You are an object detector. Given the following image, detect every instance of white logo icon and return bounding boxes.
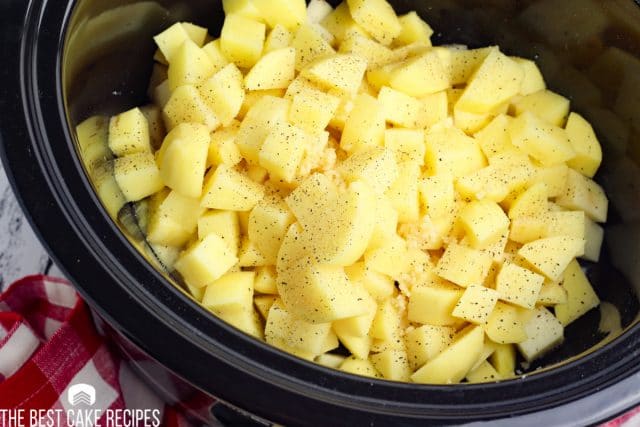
[68,384,96,406]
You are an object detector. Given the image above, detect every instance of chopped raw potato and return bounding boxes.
[90,0,611,385]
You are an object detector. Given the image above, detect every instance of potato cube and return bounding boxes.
[77,115,111,172]
[555,259,600,326]
[201,40,231,74]
[208,124,242,168]
[220,14,266,68]
[408,283,464,326]
[373,51,449,97]
[168,40,216,90]
[199,64,245,127]
[284,173,336,228]
[222,0,264,22]
[346,0,401,45]
[378,86,424,128]
[513,57,546,95]
[385,161,420,223]
[365,234,408,277]
[202,271,254,314]
[345,262,395,301]
[518,236,585,281]
[252,0,307,30]
[201,165,265,211]
[198,210,240,253]
[411,325,484,384]
[339,147,398,194]
[277,256,370,323]
[395,12,433,46]
[459,200,510,249]
[245,46,296,91]
[452,285,500,324]
[337,333,372,360]
[147,191,203,247]
[474,114,514,159]
[435,243,493,288]
[254,294,277,319]
[511,90,570,127]
[175,234,238,288]
[289,88,340,134]
[517,307,564,362]
[565,112,603,178]
[264,24,292,53]
[333,294,376,337]
[238,236,270,267]
[236,96,290,164]
[466,361,501,383]
[456,49,523,113]
[265,301,333,356]
[441,46,494,86]
[508,182,548,219]
[340,93,385,154]
[369,298,403,341]
[163,85,219,131]
[108,108,151,157]
[555,169,608,223]
[370,349,411,382]
[509,112,575,166]
[159,123,210,198]
[424,126,486,178]
[583,218,604,262]
[259,123,311,182]
[509,215,547,244]
[490,343,516,378]
[418,174,453,220]
[385,129,425,165]
[253,266,278,295]
[338,31,396,71]
[339,356,380,378]
[534,164,569,198]
[453,107,493,135]
[292,25,335,71]
[113,153,164,202]
[537,280,568,306]
[485,302,529,344]
[302,54,367,96]
[405,325,455,370]
[546,211,585,240]
[248,197,295,264]
[321,2,362,43]
[154,23,191,61]
[496,263,544,309]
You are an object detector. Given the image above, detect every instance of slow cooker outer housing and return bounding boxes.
[2,0,640,425]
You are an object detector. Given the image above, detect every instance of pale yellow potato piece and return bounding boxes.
[175,233,238,288]
[495,263,544,309]
[113,153,164,202]
[555,169,608,223]
[459,200,510,249]
[236,96,291,164]
[395,11,433,46]
[485,302,530,344]
[517,307,564,362]
[452,285,500,324]
[198,210,240,253]
[340,93,385,154]
[339,147,398,194]
[370,349,411,382]
[199,64,245,127]
[555,259,600,326]
[302,54,368,96]
[108,107,151,157]
[168,40,216,90]
[518,236,585,281]
[408,283,464,326]
[435,243,493,288]
[490,343,516,378]
[248,196,295,264]
[405,325,455,371]
[511,90,570,127]
[201,165,265,211]
[253,0,307,30]
[512,57,546,95]
[509,112,575,166]
[147,190,203,247]
[565,112,603,178]
[339,356,380,378]
[163,85,220,131]
[292,24,335,71]
[346,0,401,46]
[220,14,266,68]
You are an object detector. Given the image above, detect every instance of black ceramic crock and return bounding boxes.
[2,0,640,425]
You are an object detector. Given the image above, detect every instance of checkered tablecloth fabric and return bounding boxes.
[0,275,638,426]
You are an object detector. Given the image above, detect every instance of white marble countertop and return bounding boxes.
[0,162,64,291]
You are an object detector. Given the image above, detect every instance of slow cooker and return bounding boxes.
[2,0,640,425]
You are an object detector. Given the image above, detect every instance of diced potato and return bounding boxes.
[495,262,544,309]
[340,93,385,154]
[253,266,278,295]
[583,218,604,262]
[337,332,372,359]
[168,40,216,90]
[201,40,231,74]
[371,349,411,381]
[508,182,548,219]
[485,302,529,344]
[534,164,569,199]
[203,271,254,314]
[378,86,424,128]
[385,161,421,223]
[238,236,270,267]
[346,0,401,46]
[201,165,265,211]
[408,283,464,326]
[222,0,264,22]
[459,200,510,249]
[339,356,380,378]
[365,234,408,277]
[395,12,433,46]
[405,325,455,370]
[236,96,290,164]
[338,31,395,71]
[474,114,514,159]
[264,25,292,53]
[302,54,368,96]
[435,243,493,288]
[220,14,266,68]
[159,123,210,198]
[77,115,112,173]
[546,211,585,240]
[265,300,333,356]
[252,0,307,30]
[418,173,454,219]
[509,112,575,166]
[537,280,568,306]
[147,191,203,247]
[345,262,395,301]
[163,85,220,131]
[339,147,398,194]
[154,23,192,62]
[254,294,278,319]
[307,0,333,24]
[321,2,363,43]
[565,112,603,178]
[490,343,516,378]
[316,353,346,369]
[385,129,425,165]
[512,57,546,95]
[411,325,484,384]
[259,123,311,182]
[289,88,340,134]
[517,307,564,362]
[456,49,524,113]
[333,294,376,337]
[113,153,164,202]
[370,51,449,97]
[420,91,448,129]
[277,255,370,323]
[199,63,245,127]
[453,107,493,135]
[452,285,500,324]
[555,259,600,326]
[466,361,501,383]
[292,25,335,71]
[248,196,295,264]
[555,169,608,223]
[198,210,240,253]
[108,108,151,157]
[511,90,570,127]
[424,126,486,178]
[369,298,402,341]
[519,236,585,281]
[208,124,242,168]
[175,233,238,288]
[444,47,493,86]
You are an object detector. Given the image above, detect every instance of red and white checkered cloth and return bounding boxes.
[0,275,638,427]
